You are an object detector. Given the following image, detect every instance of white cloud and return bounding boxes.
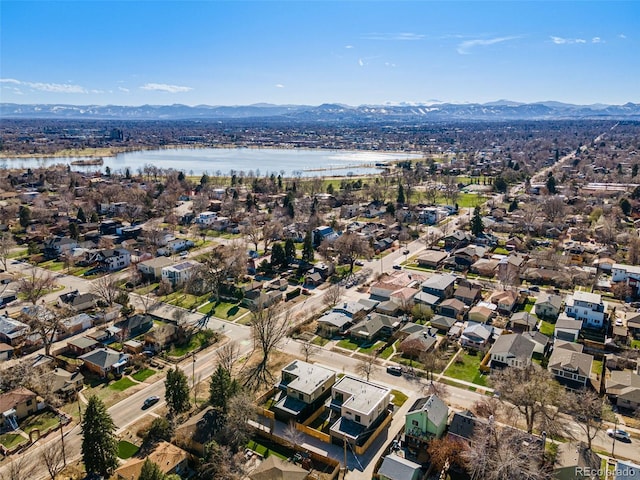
[358,58,364,67]
[0,78,88,93]
[550,36,588,45]
[275,84,284,88]
[361,32,425,41]
[384,62,396,67]
[118,86,130,93]
[619,33,627,39]
[140,83,193,93]
[345,45,354,49]
[457,36,520,54]
[592,37,602,43]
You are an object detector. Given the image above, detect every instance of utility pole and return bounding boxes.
[192,353,197,406]
[611,417,618,458]
[59,415,66,467]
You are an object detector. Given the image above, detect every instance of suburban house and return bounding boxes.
[454,285,482,306]
[67,336,100,356]
[43,236,78,259]
[460,322,493,350]
[430,315,457,333]
[115,314,154,339]
[554,442,602,480]
[611,263,640,295]
[0,315,29,346]
[404,395,449,450]
[58,291,98,312]
[417,250,449,269]
[95,248,131,271]
[144,323,178,351]
[115,441,190,480]
[489,289,519,314]
[313,225,339,247]
[194,211,218,226]
[137,256,175,281]
[43,368,84,397]
[626,312,640,339]
[329,376,391,447]
[606,369,640,411]
[508,311,537,333]
[444,230,471,249]
[158,238,194,256]
[249,456,310,480]
[421,274,456,299]
[79,348,129,377]
[564,291,606,329]
[0,343,13,361]
[273,360,336,422]
[398,329,438,359]
[243,289,282,309]
[554,316,583,342]
[161,260,201,287]
[448,410,486,445]
[60,313,94,336]
[370,271,422,300]
[316,302,367,336]
[438,298,466,319]
[534,293,563,319]
[348,313,400,342]
[467,304,495,324]
[521,330,551,355]
[470,258,499,277]
[378,454,423,480]
[489,333,535,369]
[0,387,38,429]
[548,342,594,390]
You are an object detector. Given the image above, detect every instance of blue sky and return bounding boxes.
[1,1,638,106]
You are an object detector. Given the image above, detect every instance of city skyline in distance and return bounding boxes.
[1,1,638,106]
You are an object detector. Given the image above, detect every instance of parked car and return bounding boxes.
[386,365,403,376]
[393,264,402,270]
[142,396,160,409]
[355,260,364,266]
[606,428,630,441]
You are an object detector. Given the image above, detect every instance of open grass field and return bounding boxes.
[444,351,488,386]
[117,440,140,459]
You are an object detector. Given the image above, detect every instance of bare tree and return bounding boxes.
[262,219,283,255]
[333,232,374,275]
[216,341,240,374]
[18,267,55,305]
[20,306,62,356]
[245,302,289,388]
[323,284,344,309]
[427,436,467,474]
[242,219,263,253]
[0,452,35,480]
[356,354,376,382]
[463,423,552,480]
[41,439,65,480]
[564,389,614,450]
[223,392,256,450]
[283,420,305,451]
[543,196,565,223]
[299,341,319,362]
[92,275,121,307]
[136,287,159,314]
[0,232,16,271]
[201,243,248,302]
[491,364,566,434]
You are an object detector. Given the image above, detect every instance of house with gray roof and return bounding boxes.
[273,360,336,422]
[555,315,583,342]
[448,410,486,444]
[421,274,457,299]
[606,369,640,411]
[508,311,538,333]
[79,348,129,377]
[489,333,535,369]
[548,342,594,390]
[404,395,449,450]
[534,293,563,319]
[0,316,29,346]
[348,313,400,342]
[378,454,423,480]
[460,322,493,350]
[430,315,457,332]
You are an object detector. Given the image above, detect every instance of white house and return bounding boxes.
[158,238,194,256]
[98,248,131,271]
[489,333,535,369]
[612,263,640,295]
[161,261,201,287]
[194,211,218,226]
[564,291,606,328]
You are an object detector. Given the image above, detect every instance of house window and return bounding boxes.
[355,415,361,423]
[298,393,303,401]
[412,420,419,427]
[26,399,32,406]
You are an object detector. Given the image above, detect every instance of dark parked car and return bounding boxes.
[142,396,160,409]
[387,365,403,376]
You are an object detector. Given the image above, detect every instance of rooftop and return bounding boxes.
[281,360,335,397]
[332,375,390,415]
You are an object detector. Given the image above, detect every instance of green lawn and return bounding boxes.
[311,336,330,346]
[493,247,510,255]
[134,283,158,295]
[21,411,60,434]
[336,338,360,351]
[379,342,396,360]
[632,339,640,349]
[163,291,209,309]
[132,368,156,382]
[109,377,137,391]
[444,351,488,386]
[118,440,140,459]
[198,301,248,321]
[246,439,288,460]
[592,359,603,375]
[390,389,408,407]
[540,321,555,337]
[359,341,384,354]
[167,330,213,357]
[0,432,28,449]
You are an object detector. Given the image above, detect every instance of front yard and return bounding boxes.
[198,300,248,321]
[20,411,60,434]
[444,350,489,387]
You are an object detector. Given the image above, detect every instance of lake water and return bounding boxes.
[0,148,423,177]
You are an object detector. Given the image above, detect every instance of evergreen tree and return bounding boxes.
[91,212,99,223]
[546,173,557,194]
[284,238,296,262]
[470,206,484,236]
[125,167,131,179]
[104,166,111,177]
[165,367,190,415]
[209,364,239,412]
[493,176,508,193]
[620,197,632,216]
[77,206,87,223]
[138,459,165,480]
[178,171,185,182]
[18,206,30,228]
[270,242,287,269]
[633,164,639,177]
[69,222,80,240]
[81,396,118,477]
[508,199,518,212]
[302,231,314,263]
[200,173,209,185]
[397,183,406,204]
